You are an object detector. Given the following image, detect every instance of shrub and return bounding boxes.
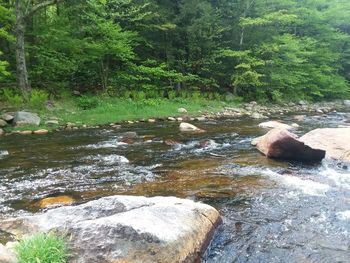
[167,89,177,100]
[1,88,23,107]
[29,89,49,110]
[271,90,283,103]
[77,95,99,110]
[15,233,67,263]
[130,90,146,101]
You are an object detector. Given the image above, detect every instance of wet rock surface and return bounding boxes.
[256,128,325,161]
[0,195,221,263]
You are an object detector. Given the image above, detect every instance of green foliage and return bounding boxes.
[1,88,23,107]
[15,233,67,263]
[77,96,99,110]
[0,0,349,101]
[29,89,49,110]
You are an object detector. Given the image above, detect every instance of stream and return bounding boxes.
[0,111,350,262]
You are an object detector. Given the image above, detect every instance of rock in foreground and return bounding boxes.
[300,128,350,162]
[0,195,221,263]
[256,128,325,161]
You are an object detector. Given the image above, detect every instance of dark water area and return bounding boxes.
[0,112,350,262]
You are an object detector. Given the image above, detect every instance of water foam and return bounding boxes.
[337,211,350,220]
[0,150,9,158]
[319,162,350,189]
[260,169,330,196]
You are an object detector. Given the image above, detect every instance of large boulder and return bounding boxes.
[0,195,221,263]
[256,128,325,161]
[300,128,350,162]
[13,111,40,126]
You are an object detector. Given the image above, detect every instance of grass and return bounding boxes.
[1,96,240,132]
[51,97,232,125]
[15,233,67,263]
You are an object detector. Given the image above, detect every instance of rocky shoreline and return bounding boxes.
[0,100,349,136]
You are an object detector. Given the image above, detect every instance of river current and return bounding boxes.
[0,112,349,262]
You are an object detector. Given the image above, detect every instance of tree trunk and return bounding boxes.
[15,0,31,101]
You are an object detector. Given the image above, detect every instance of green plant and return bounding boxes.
[130,90,146,101]
[77,96,99,110]
[29,89,49,110]
[1,88,24,107]
[191,90,201,101]
[271,90,283,103]
[167,89,177,100]
[15,233,67,263]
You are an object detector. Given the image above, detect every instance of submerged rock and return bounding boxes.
[13,111,41,126]
[164,139,181,146]
[300,128,350,162]
[179,122,205,133]
[37,195,75,209]
[293,115,306,122]
[0,195,221,263]
[256,128,325,161]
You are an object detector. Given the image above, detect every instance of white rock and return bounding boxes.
[177,108,188,114]
[258,121,294,130]
[0,196,220,263]
[179,122,204,132]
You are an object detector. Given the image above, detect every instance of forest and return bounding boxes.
[0,0,350,105]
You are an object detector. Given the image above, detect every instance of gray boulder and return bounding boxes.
[13,112,40,126]
[0,195,221,263]
[344,100,350,107]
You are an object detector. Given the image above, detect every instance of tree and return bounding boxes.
[14,0,64,100]
[0,2,13,82]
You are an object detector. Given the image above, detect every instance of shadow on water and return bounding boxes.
[0,111,350,262]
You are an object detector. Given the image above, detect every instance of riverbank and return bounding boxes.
[0,98,348,136]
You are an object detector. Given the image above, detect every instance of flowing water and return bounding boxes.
[0,112,350,262]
